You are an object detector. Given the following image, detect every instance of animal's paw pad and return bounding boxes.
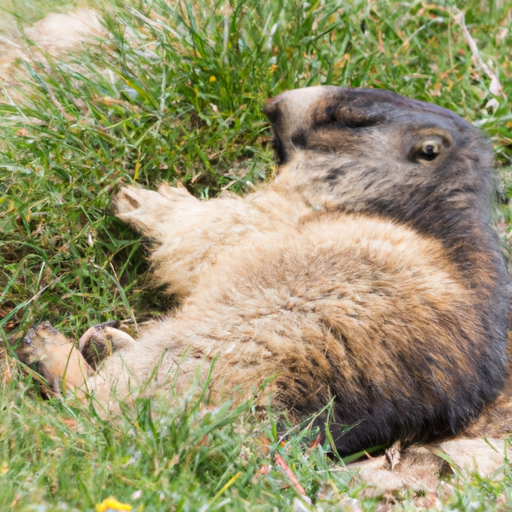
[79,321,136,369]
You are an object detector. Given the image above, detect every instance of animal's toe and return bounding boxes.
[114,185,174,236]
[114,185,146,215]
[157,181,176,198]
[157,182,195,201]
[79,321,136,369]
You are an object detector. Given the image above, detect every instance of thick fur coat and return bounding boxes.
[25,87,512,456]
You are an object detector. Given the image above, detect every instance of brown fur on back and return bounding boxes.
[88,87,510,456]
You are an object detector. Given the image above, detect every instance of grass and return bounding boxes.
[3,377,352,511]
[2,0,512,509]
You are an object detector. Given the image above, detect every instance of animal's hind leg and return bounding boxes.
[15,321,136,397]
[79,321,136,369]
[15,322,93,397]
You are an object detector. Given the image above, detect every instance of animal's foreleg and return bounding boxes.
[114,183,286,298]
[114,183,199,241]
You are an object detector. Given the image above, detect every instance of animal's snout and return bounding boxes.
[264,86,332,128]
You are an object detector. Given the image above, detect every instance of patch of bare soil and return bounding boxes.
[348,438,507,502]
[342,354,512,502]
[0,8,103,86]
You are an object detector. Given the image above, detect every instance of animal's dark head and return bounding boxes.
[264,86,494,227]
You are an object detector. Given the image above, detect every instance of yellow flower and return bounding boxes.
[95,497,133,512]
[209,75,217,82]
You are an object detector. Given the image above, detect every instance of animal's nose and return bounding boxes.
[263,86,341,164]
[264,86,333,127]
[263,95,283,124]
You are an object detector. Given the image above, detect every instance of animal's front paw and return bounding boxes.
[114,183,197,237]
[79,320,136,369]
[16,322,92,396]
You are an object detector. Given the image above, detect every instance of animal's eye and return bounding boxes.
[419,141,440,161]
[409,136,448,163]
